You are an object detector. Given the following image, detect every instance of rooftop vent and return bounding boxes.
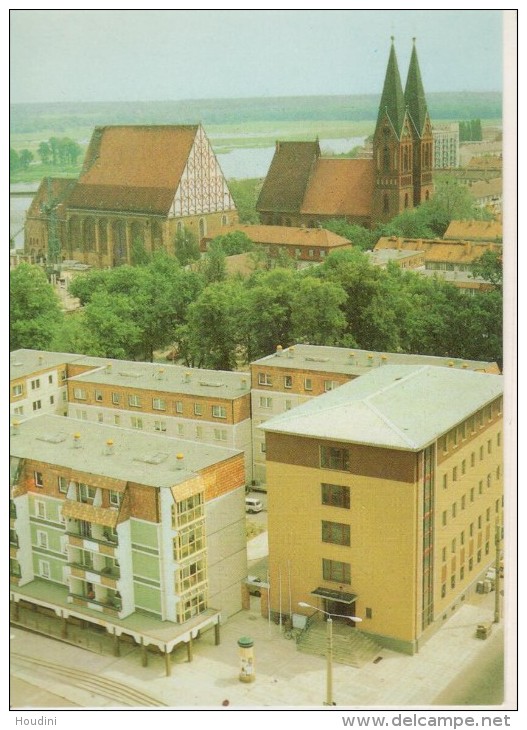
[176,453,185,470]
[73,433,82,448]
[184,372,192,383]
[287,347,295,358]
[276,345,283,357]
[106,362,112,373]
[104,439,114,456]
[118,370,142,378]
[199,381,223,388]
[134,452,169,465]
[305,357,329,363]
[11,361,23,368]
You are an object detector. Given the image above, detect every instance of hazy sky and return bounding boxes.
[10,9,505,104]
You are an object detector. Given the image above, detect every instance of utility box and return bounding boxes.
[476,623,493,640]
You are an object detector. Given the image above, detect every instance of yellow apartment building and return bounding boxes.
[261,364,504,654]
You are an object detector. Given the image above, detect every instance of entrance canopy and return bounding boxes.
[311,587,358,604]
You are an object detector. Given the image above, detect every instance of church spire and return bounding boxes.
[404,38,429,137]
[376,37,406,139]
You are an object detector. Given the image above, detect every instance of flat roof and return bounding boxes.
[10,350,83,380]
[251,344,499,375]
[261,364,503,451]
[10,414,241,488]
[68,359,250,399]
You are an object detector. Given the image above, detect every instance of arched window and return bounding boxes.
[383,147,390,172]
[113,221,127,265]
[383,194,389,214]
[98,220,108,254]
[84,219,96,252]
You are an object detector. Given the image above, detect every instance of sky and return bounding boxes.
[9,9,507,105]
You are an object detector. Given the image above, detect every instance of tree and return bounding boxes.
[82,291,143,359]
[131,237,151,266]
[174,228,201,266]
[376,207,436,240]
[290,276,347,345]
[321,219,378,251]
[38,141,51,165]
[200,242,227,284]
[19,149,34,169]
[471,250,503,289]
[10,264,63,350]
[418,177,478,236]
[209,230,254,255]
[228,178,261,224]
[10,148,20,172]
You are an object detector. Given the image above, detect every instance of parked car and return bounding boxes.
[245,497,263,514]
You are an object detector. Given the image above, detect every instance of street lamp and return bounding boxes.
[299,601,362,706]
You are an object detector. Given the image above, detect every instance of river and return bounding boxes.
[10,136,366,248]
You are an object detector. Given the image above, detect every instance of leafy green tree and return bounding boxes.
[131,237,151,266]
[200,242,227,284]
[10,263,63,351]
[376,207,436,239]
[417,178,479,236]
[321,219,378,250]
[291,277,347,345]
[82,291,143,359]
[174,228,201,266]
[38,141,51,165]
[471,250,503,288]
[210,230,254,255]
[228,178,261,224]
[10,148,20,172]
[19,149,34,169]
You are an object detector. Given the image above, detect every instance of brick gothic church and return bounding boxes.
[257,39,434,229]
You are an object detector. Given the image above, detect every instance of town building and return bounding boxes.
[10,349,80,419]
[66,358,253,483]
[250,344,499,485]
[432,124,460,169]
[443,220,502,242]
[202,224,352,264]
[466,178,503,216]
[256,39,434,229]
[261,364,504,653]
[24,124,238,267]
[10,414,246,666]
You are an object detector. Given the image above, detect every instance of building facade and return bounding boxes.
[433,124,460,169]
[257,39,434,229]
[250,345,500,486]
[10,415,247,658]
[261,365,504,653]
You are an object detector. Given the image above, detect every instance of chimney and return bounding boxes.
[73,433,82,448]
[104,439,114,456]
[276,345,283,357]
[176,453,185,469]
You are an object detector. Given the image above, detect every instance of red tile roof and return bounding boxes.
[206,225,351,248]
[256,141,320,214]
[301,159,374,218]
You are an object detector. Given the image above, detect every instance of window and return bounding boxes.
[320,446,349,471]
[461,460,466,475]
[285,400,292,411]
[259,396,272,409]
[60,370,66,383]
[94,390,103,402]
[31,378,41,390]
[175,400,183,414]
[487,474,492,489]
[76,409,87,420]
[451,538,456,554]
[322,521,350,546]
[36,501,46,519]
[32,400,42,411]
[479,445,484,461]
[176,558,207,593]
[214,429,227,442]
[442,547,447,562]
[177,424,184,436]
[452,466,457,482]
[153,397,166,411]
[471,452,475,467]
[260,442,266,453]
[479,480,483,495]
[321,483,350,509]
[34,471,44,488]
[496,465,501,480]
[442,474,448,490]
[212,405,227,419]
[452,503,457,518]
[193,403,203,416]
[469,522,474,537]
[49,395,54,405]
[478,515,482,529]
[109,491,121,508]
[461,495,466,510]
[130,417,143,429]
[195,426,203,439]
[497,432,501,447]
[39,560,50,578]
[284,375,293,389]
[73,387,86,400]
[114,414,121,426]
[173,523,206,561]
[112,392,121,405]
[154,420,166,432]
[304,378,313,391]
[98,413,104,423]
[441,584,446,598]
[258,373,272,386]
[58,476,68,493]
[324,380,339,392]
[322,558,351,584]
[79,483,96,504]
[37,530,48,548]
[451,575,456,589]
[128,394,142,408]
[13,406,24,415]
[469,557,473,571]
[12,384,23,396]
[477,549,482,563]
[442,511,447,526]
[440,436,448,454]
[173,493,204,527]
[486,507,491,522]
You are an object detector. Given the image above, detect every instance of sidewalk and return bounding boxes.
[10,585,508,710]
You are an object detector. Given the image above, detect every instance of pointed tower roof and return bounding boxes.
[404,38,429,137]
[376,37,406,139]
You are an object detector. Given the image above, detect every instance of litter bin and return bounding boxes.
[238,636,255,683]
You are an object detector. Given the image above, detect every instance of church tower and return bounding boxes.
[404,38,434,206]
[372,38,415,224]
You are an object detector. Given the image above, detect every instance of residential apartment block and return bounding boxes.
[66,359,253,483]
[432,124,460,169]
[261,365,504,653]
[250,345,500,485]
[10,414,246,662]
[9,349,78,419]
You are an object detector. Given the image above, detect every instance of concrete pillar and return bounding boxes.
[165,648,172,677]
[214,622,221,646]
[113,631,120,657]
[140,637,148,667]
[186,637,193,663]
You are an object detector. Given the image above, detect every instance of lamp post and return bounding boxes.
[299,601,362,706]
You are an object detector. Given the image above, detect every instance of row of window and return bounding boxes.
[440,399,502,454]
[12,372,66,398]
[83,410,230,442]
[441,494,502,529]
[257,372,340,393]
[443,438,501,489]
[34,472,122,507]
[440,546,489,597]
[73,388,229,419]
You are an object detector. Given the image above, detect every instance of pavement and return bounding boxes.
[9,532,515,712]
